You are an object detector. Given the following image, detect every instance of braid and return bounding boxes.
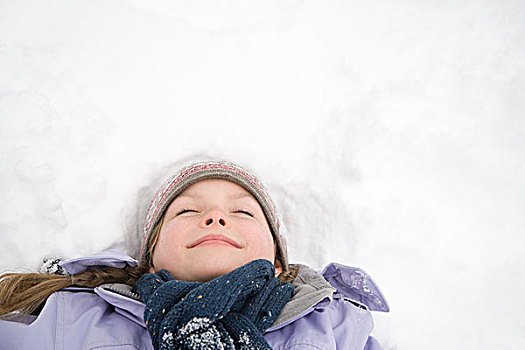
[0,265,149,317]
[72,265,149,288]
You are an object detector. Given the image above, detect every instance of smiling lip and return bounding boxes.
[187,234,242,249]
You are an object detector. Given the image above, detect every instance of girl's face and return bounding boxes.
[150,179,281,282]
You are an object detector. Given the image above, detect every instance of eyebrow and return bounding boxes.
[231,192,256,200]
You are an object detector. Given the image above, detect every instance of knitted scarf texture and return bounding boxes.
[134,259,294,350]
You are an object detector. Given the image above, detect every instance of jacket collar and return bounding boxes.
[60,251,388,329]
[268,263,390,331]
[95,265,336,331]
[269,264,336,330]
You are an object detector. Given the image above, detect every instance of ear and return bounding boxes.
[274,258,283,277]
[274,267,283,277]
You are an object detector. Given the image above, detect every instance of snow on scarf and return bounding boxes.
[134,259,294,350]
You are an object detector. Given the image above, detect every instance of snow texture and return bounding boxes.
[1,1,525,349]
[38,257,68,276]
[176,317,230,350]
[237,331,252,350]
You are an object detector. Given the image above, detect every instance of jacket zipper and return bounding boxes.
[101,284,142,301]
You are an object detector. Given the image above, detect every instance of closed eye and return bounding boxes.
[235,210,254,217]
[176,208,197,215]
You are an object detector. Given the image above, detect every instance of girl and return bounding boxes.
[0,160,389,349]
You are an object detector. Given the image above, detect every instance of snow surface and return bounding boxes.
[1,0,524,349]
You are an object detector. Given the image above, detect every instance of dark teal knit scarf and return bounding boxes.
[134,259,294,350]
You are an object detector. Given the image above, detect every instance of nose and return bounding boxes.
[200,209,230,229]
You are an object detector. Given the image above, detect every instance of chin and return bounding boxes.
[190,254,252,282]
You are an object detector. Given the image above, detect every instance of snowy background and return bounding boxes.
[1,0,524,348]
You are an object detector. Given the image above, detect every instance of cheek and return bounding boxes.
[152,223,187,265]
[158,220,191,245]
[248,226,276,259]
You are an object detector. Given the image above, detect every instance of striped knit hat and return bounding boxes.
[140,160,288,270]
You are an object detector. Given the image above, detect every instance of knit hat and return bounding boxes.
[140,160,288,270]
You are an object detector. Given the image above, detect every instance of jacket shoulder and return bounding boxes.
[0,288,152,350]
[266,263,388,349]
[265,296,376,350]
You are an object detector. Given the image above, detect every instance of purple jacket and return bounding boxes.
[0,250,389,349]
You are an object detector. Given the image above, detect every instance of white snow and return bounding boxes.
[1,1,524,349]
[177,317,228,349]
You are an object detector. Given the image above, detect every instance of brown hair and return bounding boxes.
[0,265,149,317]
[0,220,298,317]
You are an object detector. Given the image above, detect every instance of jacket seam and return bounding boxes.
[89,343,140,349]
[284,341,327,349]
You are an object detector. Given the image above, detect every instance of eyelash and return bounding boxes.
[176,208,196,215]
[175,209,253,217]
[236,210,254,217]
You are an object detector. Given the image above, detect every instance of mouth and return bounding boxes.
[187,234,242,249]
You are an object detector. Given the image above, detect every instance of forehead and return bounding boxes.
[177,179,256,201]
